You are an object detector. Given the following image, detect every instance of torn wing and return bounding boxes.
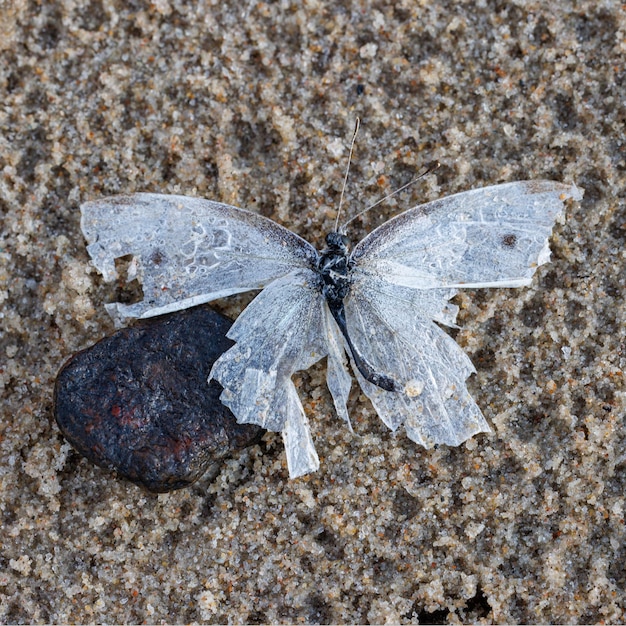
[208,269,343,478]
[351,181,583,290]
[344,275,490,448]
[343,180,582,448]
[80,193,318,325]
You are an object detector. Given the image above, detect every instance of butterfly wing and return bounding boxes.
[209,269,334,478]
[351,181,583,289]
[82,193,353,477]
[343,181,582,448]
[81,193,318,325]
[343,276,489,447]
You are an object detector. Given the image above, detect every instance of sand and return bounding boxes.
[1,0,624,622]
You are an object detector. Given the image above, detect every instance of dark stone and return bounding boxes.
[54,306,264,492]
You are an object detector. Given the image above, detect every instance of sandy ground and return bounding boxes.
[1,0,625,623]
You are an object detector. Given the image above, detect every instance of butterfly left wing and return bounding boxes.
[209,269,341,478]
[209,269,354,478]
[82,193,355,478]
[81,193,318,325]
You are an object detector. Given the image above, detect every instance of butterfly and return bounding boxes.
[81,179,583,478]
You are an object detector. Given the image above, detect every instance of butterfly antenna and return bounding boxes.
[342,160,441,231]
[334,117,361,233]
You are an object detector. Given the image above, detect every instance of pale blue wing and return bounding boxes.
[209,269,330,478]
[81,193,318,325]
[344,276,490,447]
[351,181,583,289]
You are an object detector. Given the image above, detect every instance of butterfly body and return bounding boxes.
[317,232,397,393]
[81,180,583,478]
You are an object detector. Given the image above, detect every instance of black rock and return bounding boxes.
[54,305,264,492]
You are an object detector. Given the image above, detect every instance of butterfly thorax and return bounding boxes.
[317,232,353,303]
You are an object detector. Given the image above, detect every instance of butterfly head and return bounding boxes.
[325,232,351,254]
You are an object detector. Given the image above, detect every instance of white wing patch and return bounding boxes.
[81,193,317,325]
[322,304,354,428]
[352,181,583,289]
[344,279,489,447]
[208,269,328,478]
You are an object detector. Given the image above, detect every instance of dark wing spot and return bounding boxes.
[501,234,517,248]
[149,249,165,266]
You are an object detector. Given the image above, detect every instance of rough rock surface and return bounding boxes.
[55,305,264,493]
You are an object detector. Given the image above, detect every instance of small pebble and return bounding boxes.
[54,306,264,492]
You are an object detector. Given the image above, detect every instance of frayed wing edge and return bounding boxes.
[281,388,320,478]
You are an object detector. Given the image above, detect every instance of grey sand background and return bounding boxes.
[0,0,625,622]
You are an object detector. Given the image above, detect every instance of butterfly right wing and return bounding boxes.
[343,274,489,448]
[351,181,583,290]
[81,193,318,325]
[342,180,582,449]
